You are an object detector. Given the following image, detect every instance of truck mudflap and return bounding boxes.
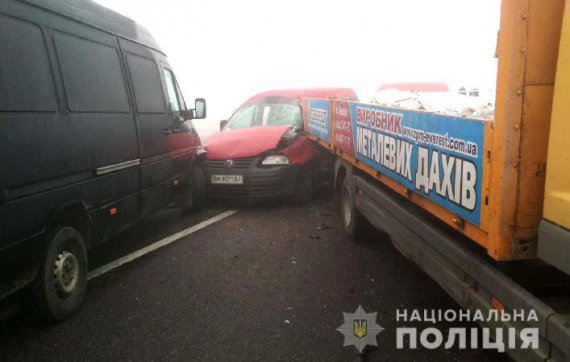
[354,174,570,361]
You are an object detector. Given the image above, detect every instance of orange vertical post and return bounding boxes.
[488,0,564,260]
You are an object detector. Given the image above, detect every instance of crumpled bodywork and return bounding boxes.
[203,124,314,166]
[281,135,313,165]
[203,125,292,160]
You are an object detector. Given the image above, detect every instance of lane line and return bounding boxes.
[88,210,237,280]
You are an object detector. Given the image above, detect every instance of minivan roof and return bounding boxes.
[245,88,359,104]
[20,0,162,52]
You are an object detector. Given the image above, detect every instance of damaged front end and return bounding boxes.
[205,126,315,199]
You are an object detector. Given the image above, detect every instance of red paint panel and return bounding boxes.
[203,125,291,159]
[333,101,355,157]
[282,137,313,165]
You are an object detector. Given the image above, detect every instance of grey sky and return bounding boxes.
[94,0,500,137]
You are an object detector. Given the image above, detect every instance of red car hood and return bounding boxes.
[204,125,291,159]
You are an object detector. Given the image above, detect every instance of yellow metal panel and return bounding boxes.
[488,0,530,260]
[479,122,495,233]
[516,86,553,229]
[488,0,563,260]
[544,1,570,229]
[525,0,564,85]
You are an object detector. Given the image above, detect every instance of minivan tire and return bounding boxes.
[189,165,207,211]
[26,226,88,322]
[294,168,314,204]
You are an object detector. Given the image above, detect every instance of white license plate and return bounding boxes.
[210,174,244,185]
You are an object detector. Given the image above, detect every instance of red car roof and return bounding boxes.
[245,88,359,104]
[378,82,450,92]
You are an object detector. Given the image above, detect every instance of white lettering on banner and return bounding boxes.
[410,147,478,210]
[308,107,329,136]
[356,126,413,181]
[401,126,479,158]
[441,154,456,202]
[356,107,403,135]
[429,150,441,195]
[416,146,430,192]
[462,161,477,210]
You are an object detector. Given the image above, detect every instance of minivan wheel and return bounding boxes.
[27,226,88,322]
[188,165,207,211]
[293,168,314,204]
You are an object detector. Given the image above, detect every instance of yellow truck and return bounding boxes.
[304,0,570,360]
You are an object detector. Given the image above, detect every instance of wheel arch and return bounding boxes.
[47,201,92,248]
[334,159,354,199]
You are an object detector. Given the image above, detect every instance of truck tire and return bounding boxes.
[27,226,88,322]
[341,176,366,240]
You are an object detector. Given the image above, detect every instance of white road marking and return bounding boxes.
[88,210,237,280]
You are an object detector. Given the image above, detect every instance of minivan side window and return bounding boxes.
[0,15,57,112]
[54,32,129,113]
[162,69,180,112]
[127,54,165,113]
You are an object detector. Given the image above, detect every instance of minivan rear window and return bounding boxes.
[127,54,165,114]
[0,15,57,112]
[54,32,129,113]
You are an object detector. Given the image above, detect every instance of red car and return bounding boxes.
[203,88,358,201]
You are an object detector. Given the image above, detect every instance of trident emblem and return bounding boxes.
[353,319,367,339]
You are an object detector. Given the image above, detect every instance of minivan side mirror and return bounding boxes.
[180,98,206,120]
[194,98,206,119]
[220,119,228,131]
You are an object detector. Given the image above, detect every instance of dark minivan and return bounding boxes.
[0,0,207,321]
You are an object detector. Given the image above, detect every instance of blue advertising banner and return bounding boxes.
[306,99,332,142]
[348,103,485,226]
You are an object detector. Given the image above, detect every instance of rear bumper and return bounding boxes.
[206,157,300,198]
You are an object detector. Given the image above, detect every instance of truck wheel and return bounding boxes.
[27,226,88,322]
[188,165,207,211]
[341,176,365,240]
[294,168,314,204]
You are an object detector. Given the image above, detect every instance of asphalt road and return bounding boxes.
[0,193,504,361]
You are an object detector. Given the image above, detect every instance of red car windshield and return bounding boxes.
[224,100,302,131]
